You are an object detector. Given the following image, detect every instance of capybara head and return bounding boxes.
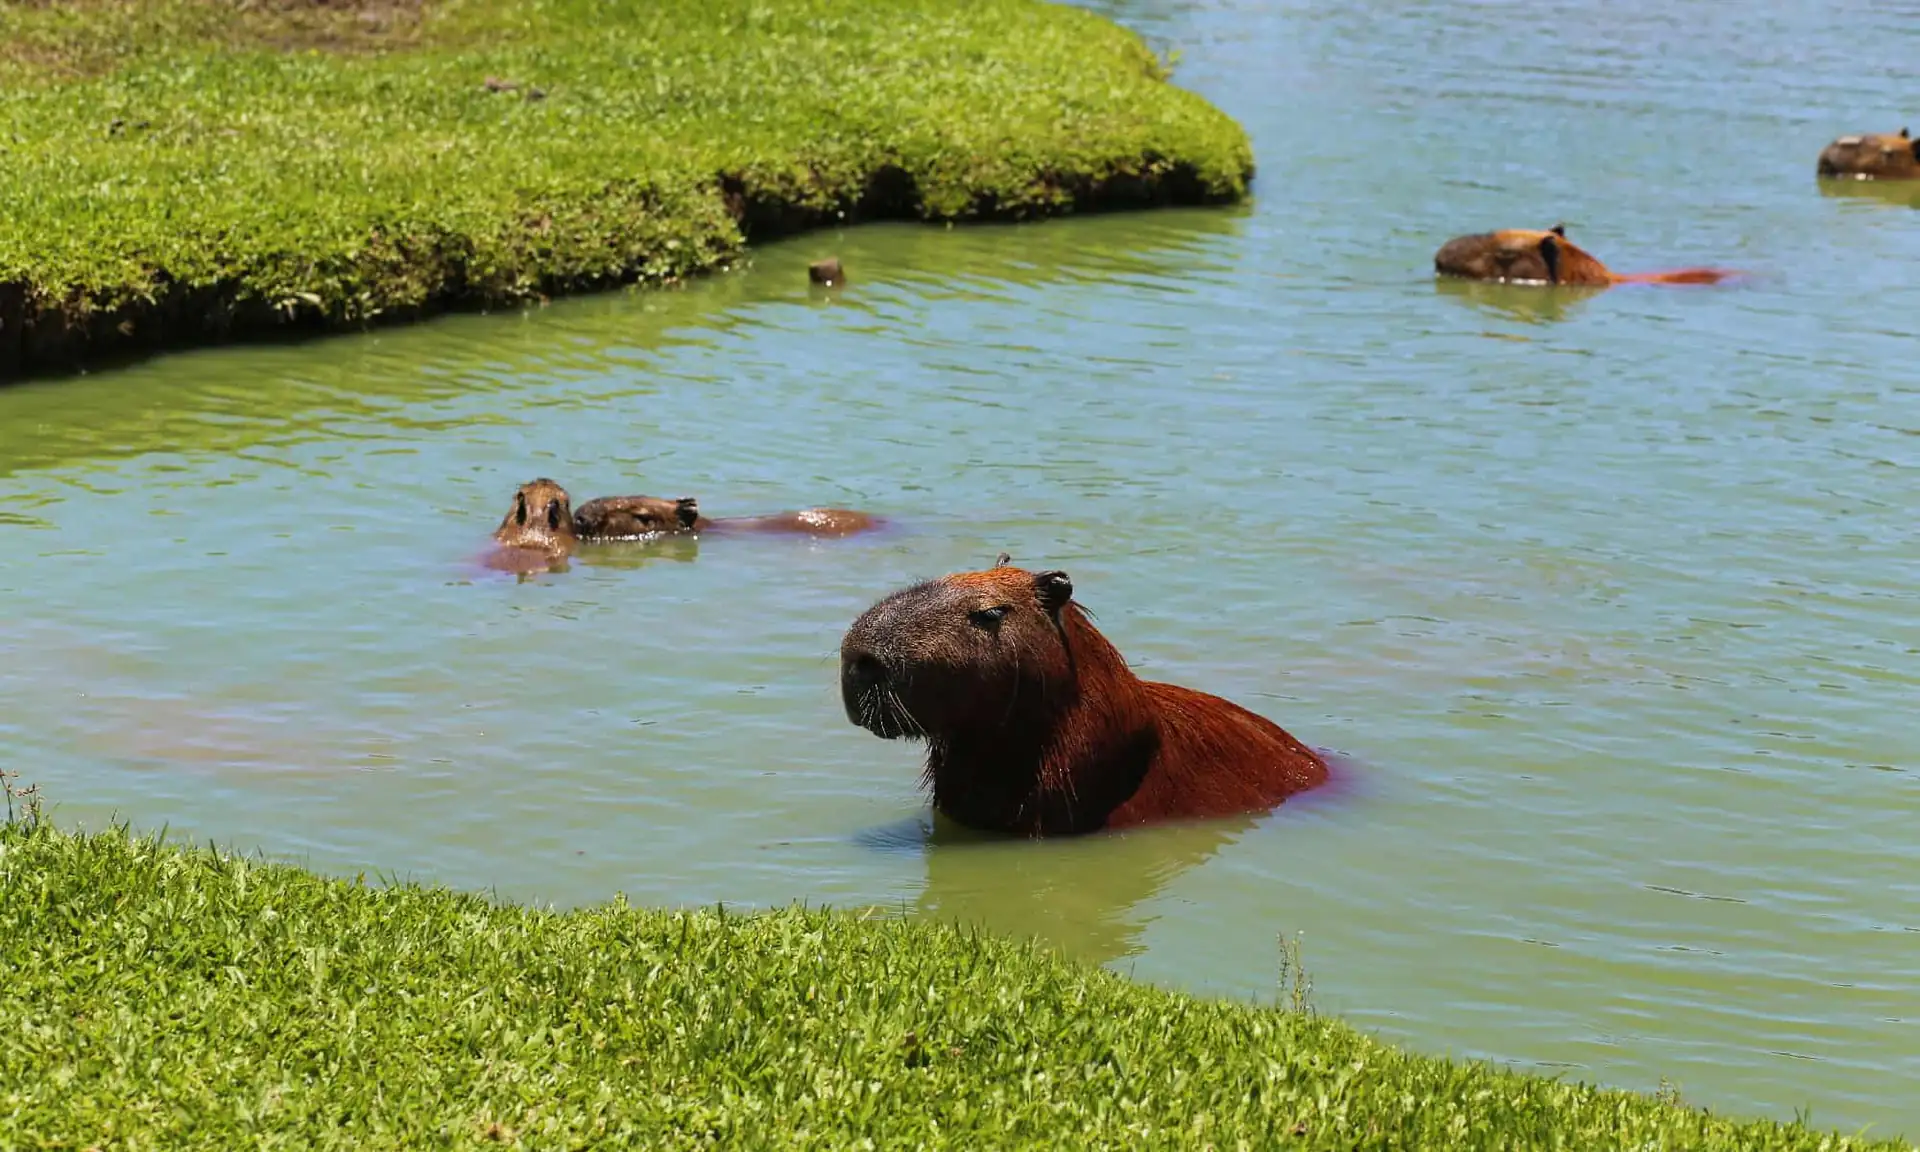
[1433,225,1613,286]
[494,478,577,552]
[841,561,1078,743]
[572,494,702,539]
[1817,128,1919,180]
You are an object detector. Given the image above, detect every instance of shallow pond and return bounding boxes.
[4,0,1918,1136]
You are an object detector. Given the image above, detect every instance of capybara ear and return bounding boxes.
[1902,126,1911,139]
[546,499,562,530]
[1034,570,1073,615]
[674,497,699,528]
[1550,223,1567,237]
[515,492,529,527]
[994,552,1012,569]
[1537,233,1563,284]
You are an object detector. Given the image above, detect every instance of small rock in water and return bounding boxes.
[808,257,845,287]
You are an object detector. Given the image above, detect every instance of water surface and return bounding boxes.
[4,0,1919,1136]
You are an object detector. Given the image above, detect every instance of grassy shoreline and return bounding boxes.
[0,0,1252,380]
[0,821,1907,1150]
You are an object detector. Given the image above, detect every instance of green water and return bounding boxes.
[5,0,1919,1135]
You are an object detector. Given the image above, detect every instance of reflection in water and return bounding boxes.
[478,545,572,580]
[571,535,704,571]
[3,621,373,777]
[911,812,1259,967]
[475,535,706,581]
[1815,178,1920,211]
[0,211,1245,481]
[1432,277,1605,325]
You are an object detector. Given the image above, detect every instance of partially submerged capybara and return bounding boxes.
[491,478,880,554]
[492,477,578,555]
[1817,128,1920,180]
[1433,225,1733,287]
[839,560,1329,837]
[571,493,880,540]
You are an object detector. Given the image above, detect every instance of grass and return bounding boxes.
[1,820,1908,1150]
[0,0,1254,378]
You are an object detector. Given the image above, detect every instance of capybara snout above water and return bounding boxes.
[493,477,579,554]
[1433,224,1734,287]
[1817,128,1920,180]
[840,562,1328,837]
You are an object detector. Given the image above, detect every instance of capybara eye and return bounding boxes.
[546,502,562,530]
[515,494,529,526]
[968,606,1008,630]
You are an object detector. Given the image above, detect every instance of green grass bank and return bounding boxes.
[0,0,1253,380]
[1,822,1907,1150]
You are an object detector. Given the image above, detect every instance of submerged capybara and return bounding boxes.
[838,561,1329,837]
[1433,225,1734,287]
[491,479,880,553]
[1817,128,1920,180]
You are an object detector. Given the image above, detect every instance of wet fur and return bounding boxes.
[1433,225,1733,287]
[840,564,1327,837]
[1817,128,1920,180]
[492,477,578,554]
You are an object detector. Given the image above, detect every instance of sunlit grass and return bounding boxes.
[1,822,1906,1149]
[0,0,1252,374]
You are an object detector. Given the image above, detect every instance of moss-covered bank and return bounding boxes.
[0,0,1253,380]
[0,822,1907,1150]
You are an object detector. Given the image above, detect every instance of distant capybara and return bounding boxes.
[571,493,881,539]
[808,257,845,286]
[1433,225,1734,287]
[491,479,881,552]
[1817,128,1920,180]
[839,561,1329,837]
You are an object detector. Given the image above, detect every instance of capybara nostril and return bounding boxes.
[843,651,885,691]
[840,650,889,725]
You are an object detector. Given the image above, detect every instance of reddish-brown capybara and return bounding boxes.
[1817,128,1920,180]
[838,560,1329,837]
[1433,225,1734,287]
[490,479,881,553]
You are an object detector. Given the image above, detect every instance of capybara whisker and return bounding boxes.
[838,563,1328,837]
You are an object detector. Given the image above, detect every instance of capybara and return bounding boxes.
[1817,128,1920,180]
[492,477,578,555]
[491,479,881,552]
[809,257,845,286]
[839,561,1329,837]
[1433,225,1733,287]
